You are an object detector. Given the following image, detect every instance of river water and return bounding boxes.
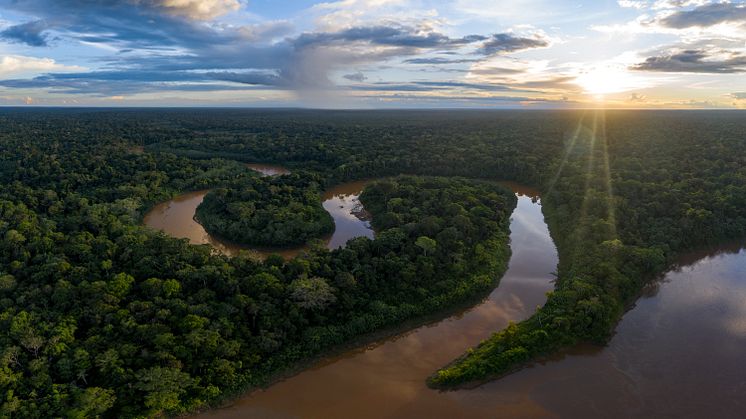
[149,172,746,418]
[492,242,746,419]
[197,184,746,418]
[142,168,373,258]
[197,184,560,418]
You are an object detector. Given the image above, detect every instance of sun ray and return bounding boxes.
[578,111,599,222]
[546,111,587,195]
[597,109,617,238]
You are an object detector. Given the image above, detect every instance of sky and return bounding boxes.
[0,0,745,108]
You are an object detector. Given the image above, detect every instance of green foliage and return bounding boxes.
[2,109,745,414]
[195,171,333,246]
[0,109,516,419]
[430,111,746,388]
[415,236,437,256]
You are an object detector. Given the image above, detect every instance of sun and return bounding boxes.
[575,65,650,96]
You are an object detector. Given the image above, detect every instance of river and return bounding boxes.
[197,184,560,418]
[142,166,374,258]
[197,183,746,418]
[485,241,746,418]
[150,173,746,418]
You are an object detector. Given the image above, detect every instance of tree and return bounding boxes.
[289,277,336,310]
[415,236,437,256]
[135,367,193,415]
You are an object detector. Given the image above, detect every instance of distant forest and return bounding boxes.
[1,109,745,417]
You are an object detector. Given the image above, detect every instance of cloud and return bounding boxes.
[277,25,492,92]
[310,0,432,31]
[351,80,523,92]
[0,0,559,105]
[1,0,242,23]
[343,72,367,82]
[0,0,243,50]
[618,0,711,10]
[403,57,481,64]
[137,0,241,20]
[354,92,574,108]
[617,0,647,8]
[731,92,746,99]
[478,33,550,55]
[659,3,746,29]
[515,76,578,90]
[238,20,295,42]
[293,25,485,49]
[0,70,280,95]
[0,20,50,46]
[632,49,746,73]
[0,55,85,78]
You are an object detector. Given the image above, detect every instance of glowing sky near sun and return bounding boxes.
[0,0,745,108]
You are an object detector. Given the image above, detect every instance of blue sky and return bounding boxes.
[0,0,745,108]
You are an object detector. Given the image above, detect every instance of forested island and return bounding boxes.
[1,109,746,417]
[195,172,334,247]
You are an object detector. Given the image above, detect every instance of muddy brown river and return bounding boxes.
[195,183,746,419]
[197,184,560,418]
[142,166,373,258]
[147,172,746,418]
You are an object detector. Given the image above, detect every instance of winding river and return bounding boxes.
[146,169,746,418]
[142,166,373,258]
[197,183,560,418]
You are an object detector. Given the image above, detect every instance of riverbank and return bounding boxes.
[195,185,552,418]
[143,180,374,259]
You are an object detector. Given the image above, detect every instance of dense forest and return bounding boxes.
[1,109,745,416]
[0,109,516,419]
[429,110,746,387]
[195,172,333,247]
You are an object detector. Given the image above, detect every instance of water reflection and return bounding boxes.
[321,180,374,250]
[482,242,746,419]
[142,180,374,259]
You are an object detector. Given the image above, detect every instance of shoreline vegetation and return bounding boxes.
[2,109,746,417]
[188,175,518,414]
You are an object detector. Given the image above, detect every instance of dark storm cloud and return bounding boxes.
[0,70,282,95]
[632,49,746,73]
[47,70,279,85]
[478,33,550,55]
[0,20,50,46]
[0,0,238,49]
[0,0,554,98]
[292,25,486,49]
[659,3,746,29]
[343,72,367,82]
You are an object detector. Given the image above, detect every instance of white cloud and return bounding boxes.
[618,0,647,9]
[618,0,711,10]
[652,0,711,10]
[453,0,582,21]
[311,0,441,31]
[0,55,85,78]
[137,0,241,20]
